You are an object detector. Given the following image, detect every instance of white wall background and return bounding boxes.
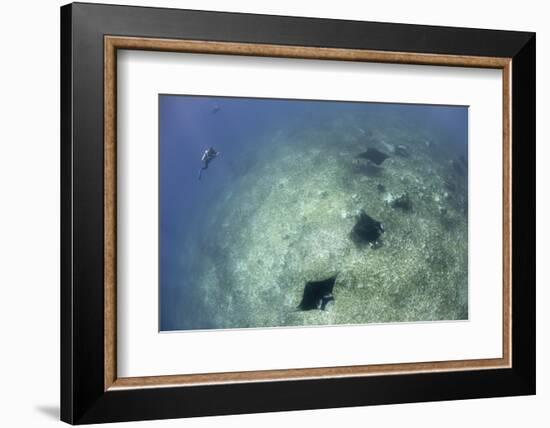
[0,0,545,426]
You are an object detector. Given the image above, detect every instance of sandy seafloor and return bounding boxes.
[159,99,468,331]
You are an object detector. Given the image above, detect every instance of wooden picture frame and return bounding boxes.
[61,2,535,424]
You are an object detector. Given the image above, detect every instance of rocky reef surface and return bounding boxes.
[182,112,468,330]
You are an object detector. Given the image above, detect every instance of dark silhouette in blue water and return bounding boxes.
[358,147,389,165]
[298,275,338,311]
[211,104,221,114]
[198,147,219,180]
[350,210,385,248]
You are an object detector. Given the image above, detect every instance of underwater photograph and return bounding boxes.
[159,94,469,332]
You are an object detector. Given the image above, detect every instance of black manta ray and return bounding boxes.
[357,148,389,165]
[350,210,384,247]
[297,275,338,311]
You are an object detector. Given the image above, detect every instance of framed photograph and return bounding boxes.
[60,2,535,424]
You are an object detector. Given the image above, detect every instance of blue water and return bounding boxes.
[159,95,468,331]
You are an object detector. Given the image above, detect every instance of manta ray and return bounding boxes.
[357,147,389,165]
[297,275,338,311]
[350,210,384,247]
